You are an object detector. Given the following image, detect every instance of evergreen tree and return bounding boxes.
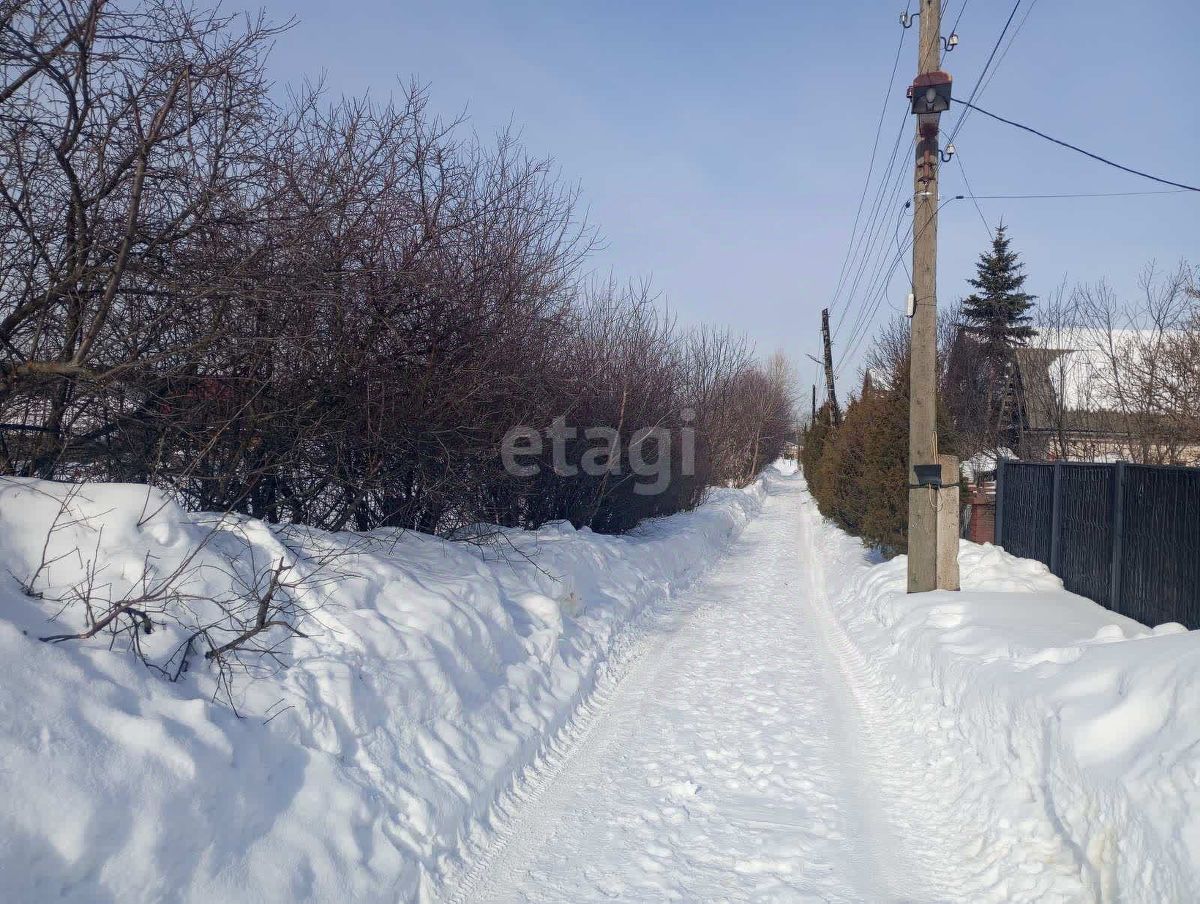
[960,224,1037,355]
[803,361,959,558]
[958,224,1037,450]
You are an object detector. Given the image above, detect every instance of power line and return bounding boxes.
[836,208,907,373]
[952,98,1200,193]
[837,143,911,341]
[833,145,913,348]
[836,196,964,377]
[825,24,910,338]
[839,201,922,374]
[894,200,913,284]
[832,115,913,339]
[952,149,992,236]
[838,175,910,353]
[941,0,1037,226]
[949,0,971,37]
[971,0,1039,107]
[965,188,1191,199]
[948,0,1023,145]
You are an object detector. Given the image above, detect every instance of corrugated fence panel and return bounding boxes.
[999,462,1054,566]
[1118,465,1200,627]
[997,459,1200,629]
[1057,464,1115,608]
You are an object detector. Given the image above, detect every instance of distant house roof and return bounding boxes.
[1030,328,1184,411]
[1012,347,1067,430]
[1012,335,1188,439]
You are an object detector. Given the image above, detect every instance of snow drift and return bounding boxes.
[798,476,1200,902]
[0,470,771,903]
[5,463,1200,902]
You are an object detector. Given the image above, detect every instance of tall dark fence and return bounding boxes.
[996,460,1200,628]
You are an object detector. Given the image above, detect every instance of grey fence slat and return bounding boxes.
[1057,464,1115,609]
[1000,462,1054,566]
[995,459,1006,546]
[1109,461,1125,613]
[1050,462,1063,574]
[1119,466,1200,627]
[996,459,1200,629]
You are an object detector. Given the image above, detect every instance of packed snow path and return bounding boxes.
[447,473,1088,903]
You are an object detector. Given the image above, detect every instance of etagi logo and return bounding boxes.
[500,409,696,496]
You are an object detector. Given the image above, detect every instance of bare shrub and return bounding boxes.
[1024,264,1200,463]
[0,0,799,690]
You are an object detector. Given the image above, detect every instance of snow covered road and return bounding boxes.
[446,471,1089,903]
[8,466,1194,902]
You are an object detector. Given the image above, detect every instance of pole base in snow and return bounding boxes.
[937,454,960,591]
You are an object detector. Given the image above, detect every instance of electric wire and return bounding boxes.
[970,0,1038,108]
[940,0,970,66]
[953,98,1200,192]
[949,0,970,39]
[833,122,914,340]
[833,145,914,354]
[835,196,962,376]
[839,162,913,341]
[838,202,922,374]
[952,147,992,236]
[947,0,1022,145]
[894,200,914,284]
[825,21,910,340]
[827,1,1021,383]
[942,0,1036,239]
[831,112,912,339]
[964,188,1191,199]
[837,212,914,372]
[835,132,917,348]
[834,0,1018,379]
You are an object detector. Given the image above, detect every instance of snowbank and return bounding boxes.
[0,468,777,903]
[799,477,1200,902]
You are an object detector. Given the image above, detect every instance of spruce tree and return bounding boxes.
[958,224,1037,451]
[960,224,1037,355]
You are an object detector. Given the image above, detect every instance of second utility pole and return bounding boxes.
[908,0,943,592]
[821,308,841,426]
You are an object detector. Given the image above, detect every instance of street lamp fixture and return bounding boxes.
[907,70,953,137]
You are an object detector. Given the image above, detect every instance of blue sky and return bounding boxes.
[263,0,1199,389]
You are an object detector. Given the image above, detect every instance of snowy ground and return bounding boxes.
[3,465,1200,902]
[445,468,1200,902]
[446,468,1091,903]
[0,471,767,903]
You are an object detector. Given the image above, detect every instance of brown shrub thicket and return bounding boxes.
[805,261,1200,558]
[802,317,958,556]
[0,0,795,536]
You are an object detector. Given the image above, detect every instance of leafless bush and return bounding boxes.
[0,0,284,479]
[1024,264,1200,463]
[1,0,795,548]
[19,492,351,706]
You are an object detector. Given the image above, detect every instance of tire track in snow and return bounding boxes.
[438,590,690,904]
[442,471,1095,903]
[436,498,771,904]
[793,484,1094,903]
[444,473,893,903]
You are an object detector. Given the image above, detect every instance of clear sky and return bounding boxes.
[262,0,1199,391]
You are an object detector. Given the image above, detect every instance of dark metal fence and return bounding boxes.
[996,460,1200,628]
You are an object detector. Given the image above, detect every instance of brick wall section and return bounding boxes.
[965,481,995,544]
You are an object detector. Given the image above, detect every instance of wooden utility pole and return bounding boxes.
[811,384,817,424]
[820,308,841,427]
[937,454,960,590]
[908,0,942,592]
